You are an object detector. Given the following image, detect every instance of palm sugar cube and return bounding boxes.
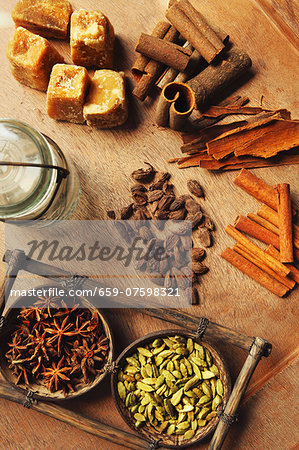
[83,70,128,129]
[12,0,72,39]
[70,9,115,68]
[47,64,90,123]
[6,27,64,92]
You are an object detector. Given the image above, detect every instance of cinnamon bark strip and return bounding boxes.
[225,224,290,277]
[234,215,280,248]
[186,48,252,108]
[135,34,192,72]
[266,245,299,283]
[133,26,178,101]
[221,248,289,297]
[234,169,278,210]
[166,0,224,63]
[202,105,269,118]
[277,183,294,263]
[207,117,299,160]
[233,244,295,290]
[132,21,171,81]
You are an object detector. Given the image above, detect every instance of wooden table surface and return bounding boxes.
[0,0,298,449]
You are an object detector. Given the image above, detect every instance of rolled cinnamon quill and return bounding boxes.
[156,82,196,130]
[166,0,224,63]
[233,244,295,290]
[133,26,179,101]
[135,34,192,72]
[132,21,171,81]
[225,224,290,277]
[221,248,289,297]
[266,245,299,283]
[257,204,299,245]
[186,48,252,108]
[234,215,280,248]
[277,183,294,263]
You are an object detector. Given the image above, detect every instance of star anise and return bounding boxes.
[42,357,71,392]
[45,317,75,355]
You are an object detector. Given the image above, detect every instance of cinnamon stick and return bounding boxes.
[234,169,279,211]
[234,215,280,248]
[266,245,299,283]
[135,34,192,72]
[202,105,269,118]
[233,244,295,290]
[156,82,196,130]
[133,26,179,101]
[225,224,290,277]
[186,48,252,108]
[257,204,299,244]
[221,248,289,297]
[132,21,171,81]
[277,183,294,263]
[166,0,225,63]
[248,212,299,259]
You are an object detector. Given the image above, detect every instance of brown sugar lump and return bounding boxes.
[83,70,128,129]
[6,27,64,92]
[12,0,72,39]
[70,9,115,69]
[47,64,90,123]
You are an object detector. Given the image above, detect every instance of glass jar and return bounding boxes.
[0,119,81,221]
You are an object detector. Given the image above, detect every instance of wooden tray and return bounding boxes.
[0,0,298,448]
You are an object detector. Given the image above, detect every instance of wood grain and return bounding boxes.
[0,0,298,449]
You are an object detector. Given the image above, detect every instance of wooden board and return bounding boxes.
[0,0,298,448]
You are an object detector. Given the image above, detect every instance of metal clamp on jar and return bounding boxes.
[0,119,81,221]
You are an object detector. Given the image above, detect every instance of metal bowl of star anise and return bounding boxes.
[0,285,114,401]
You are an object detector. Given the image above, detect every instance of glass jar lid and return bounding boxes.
[0,119,54,217]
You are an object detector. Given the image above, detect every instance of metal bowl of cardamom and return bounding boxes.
[111,329,231,448]
[0,285,114,401]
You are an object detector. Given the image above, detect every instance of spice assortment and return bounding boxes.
[222,169,299,297]
[116,334,226,440]
[170,103,299,170]
[107,164,216,304]
[7,2,128,129]
[4,290,110,396]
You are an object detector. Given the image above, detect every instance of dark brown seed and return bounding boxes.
[192,286,200,305]
[165,234,180,251]
[168,221,191,235]
[148,258,160,273]
[155,210,169,220]
[187,180,204,198]
[131,184,148,193]
[163,182,175,196]
[159,256,169,274]
[190,211,204,229]
[151,273,165,286]
[180,234,192,249]
[170,198,185,211]
[148,190,164,203]
[120,203,134,220]
[164,271,174,289]
[169,209,187,220]
[192,248,206,262]
[131,162,156,182]
[107,210,116,219]
[139,226,153,241]
[203,216,215,231]
[133,191,148,206]
[192,262,209,274]
[185,199,201,214]
[174,246,187,268]
[173,268,190,290]
[196,227,212,248]
[180,194,193,202]
[134,208,151,221]
[157,195,174,212]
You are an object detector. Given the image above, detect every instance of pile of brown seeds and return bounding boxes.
[107,163,216,304]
